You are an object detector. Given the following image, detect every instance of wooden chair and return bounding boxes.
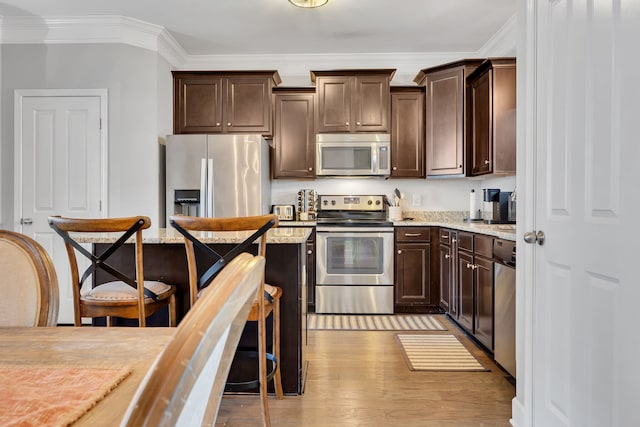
[48,216,176,327]
[121,253,265,427]
[0,230,59,327]
[169,214,283,427]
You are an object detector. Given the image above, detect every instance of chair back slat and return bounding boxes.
[169,214,278,308]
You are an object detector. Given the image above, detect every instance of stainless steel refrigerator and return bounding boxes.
[165,134,271,224]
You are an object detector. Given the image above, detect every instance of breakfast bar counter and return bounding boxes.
[79,226,312,395]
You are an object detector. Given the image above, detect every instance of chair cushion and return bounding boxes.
[82,281,172,302]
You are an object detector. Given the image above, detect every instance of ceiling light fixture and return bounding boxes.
[288,0,328,8]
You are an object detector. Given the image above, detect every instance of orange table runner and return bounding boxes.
[0,365,132,427]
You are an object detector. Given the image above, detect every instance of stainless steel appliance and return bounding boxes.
[271,204,295,221]
[165,134,271,223]
[315,195,394,314]
[483,189,515,224]
[494,239,516,378]
[315,134,390,177]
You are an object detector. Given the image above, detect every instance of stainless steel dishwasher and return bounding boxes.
[493,239,516,378]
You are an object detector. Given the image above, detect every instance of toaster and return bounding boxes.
[271,205,295,221]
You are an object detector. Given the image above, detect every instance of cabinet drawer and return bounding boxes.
[458,232,474,252]
[439,229,451,244]
[475,235,494,258]
[396,227,431,242]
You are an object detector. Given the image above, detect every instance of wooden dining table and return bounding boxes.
[0,326,175,426]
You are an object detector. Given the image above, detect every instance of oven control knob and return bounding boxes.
[331,200,336,205]
[368,200,373,205]
[322,200,328,206]
[375,200,381,205]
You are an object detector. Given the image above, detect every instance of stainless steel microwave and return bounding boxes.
[315,133,390,177]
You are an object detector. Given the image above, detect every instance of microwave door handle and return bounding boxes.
[372,145,379,173]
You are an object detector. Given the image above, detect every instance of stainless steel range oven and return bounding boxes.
[315,195,394,314]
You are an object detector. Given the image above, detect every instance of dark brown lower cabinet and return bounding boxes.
[457,249,475,332]
[394,227,439,313]
[473,256,494,350]
[438,243,451,312]
[450,231,495,351]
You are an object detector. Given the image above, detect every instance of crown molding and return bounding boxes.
[0,14,515,73]
[0,15,187,67]
[180,51,475,85]
[477,13,517,57]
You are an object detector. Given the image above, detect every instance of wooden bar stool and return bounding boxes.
[170,214,284,427]
[48,216,177,327]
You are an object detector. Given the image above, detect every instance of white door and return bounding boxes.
[15,92,106,325]
[523,1,640,426]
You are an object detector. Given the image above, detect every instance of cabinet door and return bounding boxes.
[354,75,390,132]
[174,76,223,133]
[449,232,459,319]
[426,68,465,176]
[474,256,494,350]
[470,69,493,176]
[391,89,425,178]
[273,92,315,178]
[224,76,272,133]
[457,249,474,333]
[439,244,452,311]
[316,76,351,132]
[395,242,431,307]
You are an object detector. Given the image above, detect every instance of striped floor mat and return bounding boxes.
[396,334,488,371]
[307,314,446,331]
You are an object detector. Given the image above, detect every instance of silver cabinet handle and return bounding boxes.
[356,121,361,126]
[524,230,545,245]
[345,122,350,126]
[308,167,313,171]
[445,254,450,259]
[227,122,232,126]
[452,238,457,243]
[442,235,449,239]
[484,160,490,164]
[307,250,313,255]
[393,166,397,171]
[404,233,421,237]
[215,122,221,126]
[20,218,33,225]
[397,250,402,254]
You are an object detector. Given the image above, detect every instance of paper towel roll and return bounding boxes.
[469,189,479,219]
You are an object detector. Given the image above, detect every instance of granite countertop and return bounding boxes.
[276,213,517,241]
[73,227,313,244]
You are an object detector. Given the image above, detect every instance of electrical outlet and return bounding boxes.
[412,194,421,206]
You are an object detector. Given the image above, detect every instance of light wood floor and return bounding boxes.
[215,314,515,426]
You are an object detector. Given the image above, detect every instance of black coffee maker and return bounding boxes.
[483,189,516,224]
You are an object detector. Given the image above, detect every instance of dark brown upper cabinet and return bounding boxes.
[467,58,516,176]
[390,86,425,178]
[414,60,483,177]
[311,69,395,133]
[172,71,281,135]
[272,88,316,179]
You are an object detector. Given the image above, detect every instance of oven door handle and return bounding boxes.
[316,226,394,233]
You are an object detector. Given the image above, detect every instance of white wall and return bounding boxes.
[271,175,516,213]
[0,43,171,227]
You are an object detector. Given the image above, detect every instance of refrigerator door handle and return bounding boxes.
[200,158,207,217]
[207,158,214,217]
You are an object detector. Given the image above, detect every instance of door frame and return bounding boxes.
[513,0,535,425]
[13,88,109,231]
